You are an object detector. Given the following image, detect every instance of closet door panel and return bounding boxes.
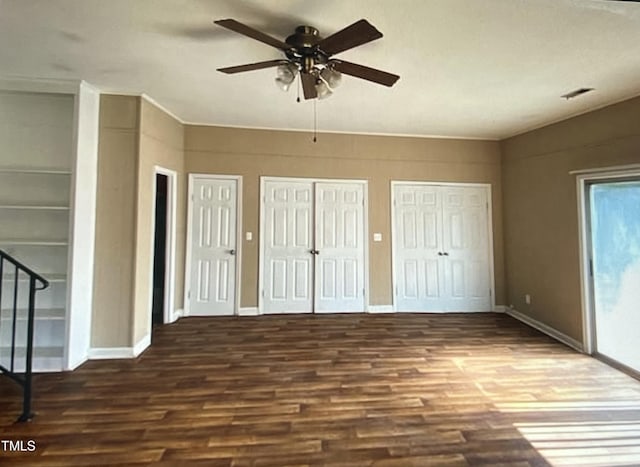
[262,180,314,314]
[393,184,445,311]
[393,183,492,312]
[314,182,365,313]
[441,186,491,312]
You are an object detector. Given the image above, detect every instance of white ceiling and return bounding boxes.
[1,0,640,139]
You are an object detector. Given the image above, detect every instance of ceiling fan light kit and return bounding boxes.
[274,63,298,92]
[214,18,400,101]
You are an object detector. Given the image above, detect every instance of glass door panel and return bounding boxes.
[590,181,640,372]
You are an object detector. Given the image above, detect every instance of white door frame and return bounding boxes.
[259,176,369,315]
[184,174,242,316]
[390,181,496,312]
[149,166,178,327]
[575,165,640,355]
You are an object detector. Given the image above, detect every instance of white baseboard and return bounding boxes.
[170,308,184,323]
[506,308,583,352]
[238,307,259,316]
[88,347,136,359]
[133,334,151,357]
[368,305,394,313]
[494,305,509,313]
[65,353,87,371]
[89,334,151,360]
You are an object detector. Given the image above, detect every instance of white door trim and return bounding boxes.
[259,176,369,315]
[390,181,495,312]
[184,174,243,316]
[575,167,640,355]
[149,166,178,327]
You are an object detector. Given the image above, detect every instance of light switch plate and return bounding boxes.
[373,233,382,242]
[246,232,253,241]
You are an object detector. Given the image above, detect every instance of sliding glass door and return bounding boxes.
[589,180,640,373]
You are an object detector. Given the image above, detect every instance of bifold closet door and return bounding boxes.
[261,179,366,314]
[393,184,491,312]
[189,177,238,316]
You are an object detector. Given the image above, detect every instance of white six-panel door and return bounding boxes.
[393,183,492,312]
[315,183,365,313]
[393,185,445,311]
[441,186,492,311]
[189,177,238,316]
[262,180,314,314]
[261,178,366,314]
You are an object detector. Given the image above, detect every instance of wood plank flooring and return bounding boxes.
[2,313,640,466]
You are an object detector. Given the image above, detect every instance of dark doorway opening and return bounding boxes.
[152,173,168,329]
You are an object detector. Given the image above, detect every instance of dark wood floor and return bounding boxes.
[2,313,640,466]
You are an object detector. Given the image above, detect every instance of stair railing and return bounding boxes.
[0,249,49,422]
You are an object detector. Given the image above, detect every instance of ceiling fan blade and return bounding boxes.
[214,19,290,50]
[332,60,400,87]
[301,73,318,100]
[217,59,287,74]
[317,19,383,56]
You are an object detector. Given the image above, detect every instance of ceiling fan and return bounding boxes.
[214,18,400,100]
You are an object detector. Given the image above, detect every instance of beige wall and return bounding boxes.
[92,95,139,347]
[132,100,186,343]
[93,91,640,351]
[501,96,640,342]
[185,126,505,308]
[93,95,185,348]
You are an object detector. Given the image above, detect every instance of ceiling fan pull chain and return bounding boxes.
[313,99,318,143]
[297,74,301,103]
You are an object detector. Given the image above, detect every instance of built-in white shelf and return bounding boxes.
[0,204,69,211]
[0,357,64,373]
[0,168,72,175]
[1,84,100,372]
[0,308,66,321]
[0,346,64,359]
[0,240,69,247]
[2,273,67,283]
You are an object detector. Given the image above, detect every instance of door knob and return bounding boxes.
[310,249,319,255]
[443,252,449,256]
[438,252,443,256]
[229,249,236,255]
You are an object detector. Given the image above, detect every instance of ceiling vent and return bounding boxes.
[561,88,594,100]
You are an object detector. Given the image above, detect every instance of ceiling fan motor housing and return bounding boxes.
[285,26,328,73]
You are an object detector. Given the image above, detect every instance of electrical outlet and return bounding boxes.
[525,294,531,305]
